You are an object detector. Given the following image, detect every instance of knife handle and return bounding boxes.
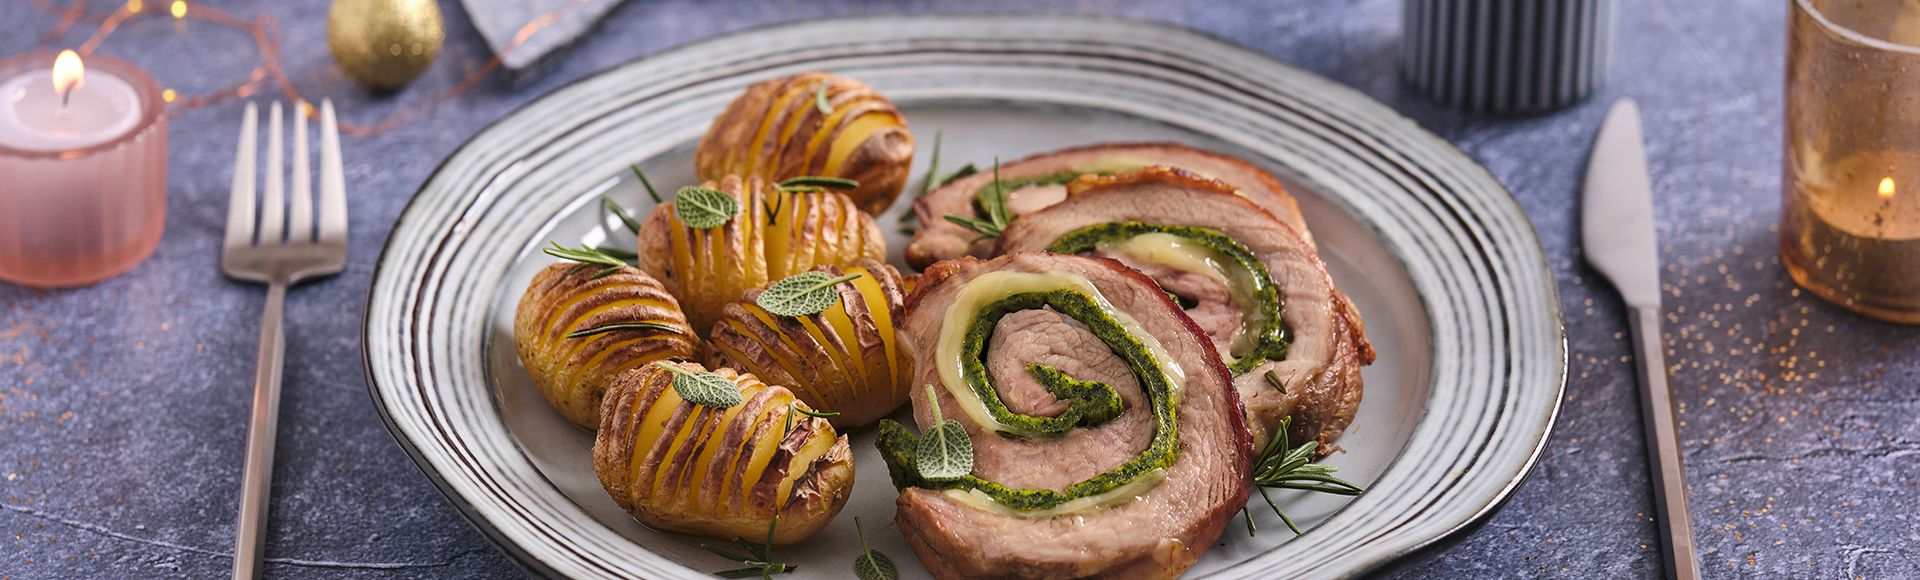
[1627,304,1701,580]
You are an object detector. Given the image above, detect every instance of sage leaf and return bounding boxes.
[565,321,682,339]
[756,272,862,317]
[916,384,973,481]
[654,362,742,408]
[851,517,898,580]
[779,175,859,190]
[674,186,739,229]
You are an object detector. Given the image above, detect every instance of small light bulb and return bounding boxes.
[127,0,143,13]
[1879,177,1896,199]
[169,0,186,19]
[162,88,177,103]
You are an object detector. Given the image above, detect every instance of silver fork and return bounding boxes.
[222,100,348,579]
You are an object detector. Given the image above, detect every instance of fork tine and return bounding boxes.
[288,101,313,243]
[317,99,348,245]
[224,102,258,251]
[260,101,285,245]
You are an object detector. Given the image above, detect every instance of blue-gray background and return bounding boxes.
[2,0,1914,577]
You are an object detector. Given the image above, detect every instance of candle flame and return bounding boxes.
[52,50,84,100]
[1880,177,1896,199]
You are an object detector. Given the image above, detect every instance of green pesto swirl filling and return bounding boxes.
[876,290,1180,511]
[1048,222,1290,375]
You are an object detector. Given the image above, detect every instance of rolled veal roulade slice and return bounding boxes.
[879,252,1252,579]
[906,142,1310,269]
[997,167,1375,450]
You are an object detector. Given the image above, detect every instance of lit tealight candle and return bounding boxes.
[0,51,143,152]
[0,51,167,288]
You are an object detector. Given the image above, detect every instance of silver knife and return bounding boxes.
[1581,98,1701,580]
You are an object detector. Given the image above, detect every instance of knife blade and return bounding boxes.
[1581,98,1701,580]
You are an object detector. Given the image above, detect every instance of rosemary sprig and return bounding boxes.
[603,196,643,234]
[916,130,944,197]
[543,241,629,279]
[1263,369,1287,394]
[794,406,840,419]
[815,81,833,115]
[564,321,682,339]
[779,175,859,191]
[941,157,1010,241]
[764,191,785,226]
[702,515,795,578]
[1243,416,1364,536]
[593,245,639,263]
[630,164,662,204]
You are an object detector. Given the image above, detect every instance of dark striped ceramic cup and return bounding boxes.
[1402,0,1616,114]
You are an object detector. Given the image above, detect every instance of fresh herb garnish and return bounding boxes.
[939,163,980,187]
[916,130,944,196]
[543,241,629,279]
[851,517,898,580]
[815,81,833,115]
[763,190,785,226]
[602,196,643,234]
[702,515,795,578]
[593,245,638,263]
[916,384,974,481]
[1264,370,1287,394]
[630,164,662,204]
[1243,416,1363,536]
[756,272,862,317]
[779,176,859,191]
[794,406,841,419]
[674,186,740,229]
[942,157,1010,241]
[654,362,743,409]
[565,321,682,339]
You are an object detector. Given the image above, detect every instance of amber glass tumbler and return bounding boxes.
[1783,0,1920,323]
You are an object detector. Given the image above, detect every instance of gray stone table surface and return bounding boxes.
[2,0,1914,578]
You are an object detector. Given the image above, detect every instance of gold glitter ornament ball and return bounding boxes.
[326,0,444,91]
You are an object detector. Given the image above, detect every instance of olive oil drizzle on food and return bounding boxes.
[876,289,1181,512]
[1049,222,1291,375]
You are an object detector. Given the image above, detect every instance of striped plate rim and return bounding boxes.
[364,15,1566,579]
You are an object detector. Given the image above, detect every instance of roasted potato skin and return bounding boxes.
[708,259,911,429]
[696,72,914,215]
[637,175,886,333]
[593,362,854,544]
[513,263,700,429]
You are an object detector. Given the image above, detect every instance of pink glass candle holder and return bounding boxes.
[0,51,167,288]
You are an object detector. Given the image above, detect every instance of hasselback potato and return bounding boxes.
[593,361,854,544]
[708,259,911,429]
[696,72,914,214]
[637,175,886,332]
[513,262,700,429]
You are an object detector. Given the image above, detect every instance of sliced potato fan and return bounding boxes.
[637,175,886,332]
[513,263,700,429]
[592,361,854,544]
[695,72,914,214]
[708,259,912,429]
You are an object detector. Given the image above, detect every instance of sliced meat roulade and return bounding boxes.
[878,252,1252,579]
[997,167,1375,450]
[907,142,1310,269]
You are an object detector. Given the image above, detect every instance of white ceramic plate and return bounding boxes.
[365,16,1565,579]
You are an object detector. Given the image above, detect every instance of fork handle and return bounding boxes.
[233,281,287,580]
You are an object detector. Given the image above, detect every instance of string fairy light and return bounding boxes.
[30,0,596,136]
